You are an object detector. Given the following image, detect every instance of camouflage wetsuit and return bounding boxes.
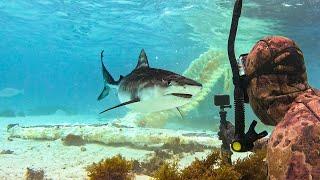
[244,36,320,179]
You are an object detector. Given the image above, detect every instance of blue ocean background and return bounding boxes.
[0,0,319,126]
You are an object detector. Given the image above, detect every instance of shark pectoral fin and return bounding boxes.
[97,86,110,101]
[99,98,140,114]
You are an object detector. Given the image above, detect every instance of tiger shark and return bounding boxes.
[98,49,202,114]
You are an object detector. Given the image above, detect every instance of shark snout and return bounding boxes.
[184,83,202,88]
[182,79,202,88]
[192,81,202,87]
[184,79,203,92]
[188,84,202,95]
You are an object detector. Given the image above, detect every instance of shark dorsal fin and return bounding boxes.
[135,49,149,69]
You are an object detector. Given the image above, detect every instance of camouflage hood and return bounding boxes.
[244,36,310,125]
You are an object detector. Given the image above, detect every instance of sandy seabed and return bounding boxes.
[0,115,151,179]
[0,137,153,179]
[0,115,250,179]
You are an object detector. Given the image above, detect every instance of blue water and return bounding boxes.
[0,1,319,124]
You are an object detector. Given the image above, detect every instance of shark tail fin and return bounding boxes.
[101,50,121,86]
[97,85,110,101]
[98,50,122,101]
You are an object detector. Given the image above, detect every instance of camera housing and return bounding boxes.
[214,94,230,106]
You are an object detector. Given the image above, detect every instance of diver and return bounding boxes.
[225,1,320,179]
[242,36,320,179]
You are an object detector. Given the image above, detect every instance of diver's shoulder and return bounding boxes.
[294,88,320,104]
[284,88,320,123]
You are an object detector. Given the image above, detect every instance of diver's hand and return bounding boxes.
[231,120,268,152]
[245,120,268,147]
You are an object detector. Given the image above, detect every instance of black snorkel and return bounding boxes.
[227,0,268,152]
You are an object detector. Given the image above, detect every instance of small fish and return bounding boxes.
[0,88,24,98]
[98,49,202,114]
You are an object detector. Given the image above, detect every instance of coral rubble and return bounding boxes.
[8,124,219,150]
[24,168,44,180]
[0,149,14,154]
[62,134,86,146]
[162,137,208,154]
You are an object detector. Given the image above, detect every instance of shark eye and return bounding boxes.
[162,79,172,86]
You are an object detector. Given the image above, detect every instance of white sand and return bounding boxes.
[0,138,153,179]
[0,115,151,179]
[0,115,251,179]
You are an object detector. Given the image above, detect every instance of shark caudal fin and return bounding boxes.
[101,50,117,85]
[97,85,110,101]
[98,50,123,101]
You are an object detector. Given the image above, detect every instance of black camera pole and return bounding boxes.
[217,101,233,164]
[227,0,268,152]
[228,0,245,143]
[214,95,234,163]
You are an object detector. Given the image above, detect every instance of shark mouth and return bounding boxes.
[169,93,193,99]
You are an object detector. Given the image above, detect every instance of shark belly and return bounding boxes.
[118,86,190,113]
[127,96,190,112]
